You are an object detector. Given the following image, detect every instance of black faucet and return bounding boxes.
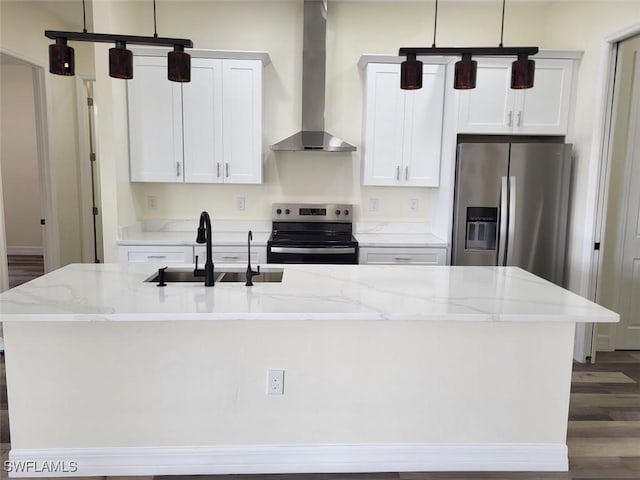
[194,211,215,286]
[245,230,260,286]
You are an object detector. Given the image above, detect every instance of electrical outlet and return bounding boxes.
[267,369,284,395]
[409,198,418,212]
[236,197,246,211]
[147,195,158,211]
[369,198,379,212]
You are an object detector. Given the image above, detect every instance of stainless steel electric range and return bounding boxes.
[266,203,359,264]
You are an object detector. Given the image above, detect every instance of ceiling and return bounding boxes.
[20,0,629,32]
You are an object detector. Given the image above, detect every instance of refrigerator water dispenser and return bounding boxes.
[465,207,497,251]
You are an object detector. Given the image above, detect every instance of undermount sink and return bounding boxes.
[144,268,283,284]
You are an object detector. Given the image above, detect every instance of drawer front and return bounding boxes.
[195,246,267,264]
[360,247,447,265]
[119,246,194,263]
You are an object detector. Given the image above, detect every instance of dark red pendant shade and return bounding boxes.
[49,37,75,76]
[168,45,191,82]
[401,53,423,90]
[109,41,133,79]
[511,53,535,89]
[454,53,477,89]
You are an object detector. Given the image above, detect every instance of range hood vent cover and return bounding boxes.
[271,0,356,152]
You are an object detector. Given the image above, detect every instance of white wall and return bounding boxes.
[89,0,640,296]
[0,0,95,267]
[0,63,43,253]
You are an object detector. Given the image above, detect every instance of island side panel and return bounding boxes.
[4,320,575,449]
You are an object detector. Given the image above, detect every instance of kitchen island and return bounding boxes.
[0,264,618,476]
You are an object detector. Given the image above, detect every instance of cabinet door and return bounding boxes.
[118,246,194,263]
[457,59,515,134]
[516,58,573,135]
[362,63,405,186]
[222,60,263,184]
[359,247,447,265]
[183,58,224,183]
[128,56,184,182]
[403,64,445,187]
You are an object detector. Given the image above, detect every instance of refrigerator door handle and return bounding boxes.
[498,176,508,266]
[507,175,517,264]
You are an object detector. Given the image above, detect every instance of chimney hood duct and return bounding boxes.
[271,0,356,152]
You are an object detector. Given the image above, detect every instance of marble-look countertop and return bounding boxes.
[0,264,618,323]
[117,220,271,246]
[117,220,450,248]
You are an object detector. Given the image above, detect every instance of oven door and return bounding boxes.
[267,245,358,264]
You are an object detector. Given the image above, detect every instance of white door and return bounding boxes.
[183,58,223,183]
[128,56,183,182]
[222,59,263,184]
[457,58,514,134]
[362,63,405,186]
[517,58,573,135]
[403,64,445,187]
[614,39,640,349]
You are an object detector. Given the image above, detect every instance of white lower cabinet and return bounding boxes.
[194,245,267,265]
[359,247,448,265]
[118,246,194,264]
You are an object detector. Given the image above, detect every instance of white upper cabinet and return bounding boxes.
[128,54,265,184]
[363,62,445,187]
[128,56,184,182]
[222,60,263,184]
[182,58,223,183]
[458,58,575,135]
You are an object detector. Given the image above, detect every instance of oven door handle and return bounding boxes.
[270,246,357,254]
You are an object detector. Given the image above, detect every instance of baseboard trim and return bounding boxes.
[7,246,43,256]
[7,443,569,476]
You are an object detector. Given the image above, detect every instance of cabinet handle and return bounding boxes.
[221,256,240,260]
[517,111,522,127]
[396,166,400,181]
[147,255,167,259]
[225,163,229,178]
[216,162,221,178]
[405,166,409,181]
[508,111,513,127]
[394,257,411,262]
[176,162,181,177]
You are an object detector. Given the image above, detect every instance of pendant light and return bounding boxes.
[46,0,193,82]
[49,37,75,76]
[109,41,133,79]
[401,53,423,90]
[402,0,441,91]
[454,53,477,89]
[511,52,535,89]
[398,0,538,90]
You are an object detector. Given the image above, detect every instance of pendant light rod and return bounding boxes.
[399,46,538,56]
[153,0,158,38]
[81,0,87,33]
[432,0,438,48]
[499,0,506,47]
[44,30,193,48]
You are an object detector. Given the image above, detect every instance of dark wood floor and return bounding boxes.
[7,254,44,289]
[0,352,638,479]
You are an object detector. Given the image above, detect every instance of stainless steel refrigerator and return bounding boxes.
[451,142,572,286]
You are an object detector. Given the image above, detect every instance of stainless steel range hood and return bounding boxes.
[271,0,356,152]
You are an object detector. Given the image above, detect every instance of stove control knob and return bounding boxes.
[344,209,350,216]
[276,208,282,215]
[335,210,341,216]
[285,209,290,215]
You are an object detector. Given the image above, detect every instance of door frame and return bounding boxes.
[0,46,60,284]
[76,75,101,263]
[581,22,640,361]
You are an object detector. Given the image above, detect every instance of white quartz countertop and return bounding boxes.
[0,264,618,323]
